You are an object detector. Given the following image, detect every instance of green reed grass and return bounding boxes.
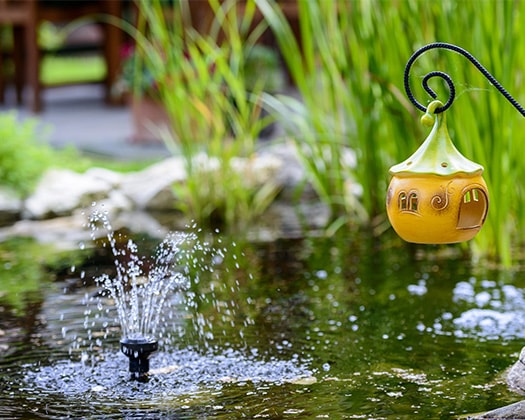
[258,0,425,230]
[134,0,280,231]
[408,1,525,265]
[258,0,525,264]
[131,0,525,263]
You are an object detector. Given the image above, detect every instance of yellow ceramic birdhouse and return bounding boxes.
[386,100,489,244]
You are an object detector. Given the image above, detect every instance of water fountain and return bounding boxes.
[76,207,315,391]
[87,208,204,380]
[120,337,158,380]
[4,206,314,413]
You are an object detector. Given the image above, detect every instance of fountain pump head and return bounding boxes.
[120,337,158,380]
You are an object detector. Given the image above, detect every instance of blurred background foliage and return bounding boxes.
[257,0,525,265]
[2,0,525,265]
[132,0,525,264]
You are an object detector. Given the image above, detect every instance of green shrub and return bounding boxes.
[0,111,55,196]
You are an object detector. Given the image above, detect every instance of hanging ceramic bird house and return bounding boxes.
[386,100,489,244]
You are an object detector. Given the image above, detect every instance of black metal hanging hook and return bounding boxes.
[404,42,525,116]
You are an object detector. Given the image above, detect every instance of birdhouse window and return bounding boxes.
[398,191,418,213]
[399,192,407,210]
[457,187,488,229]
[409,193,418,211]
[463,189,480,203]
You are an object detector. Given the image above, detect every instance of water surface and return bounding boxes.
[1,230,523,418]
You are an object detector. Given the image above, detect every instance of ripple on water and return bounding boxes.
[23,347,315,403]
[434,279,525,340]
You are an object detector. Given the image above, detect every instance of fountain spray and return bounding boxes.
[88,210,196,380]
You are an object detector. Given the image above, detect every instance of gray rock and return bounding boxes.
[119,153,285,211]
[230,154,283,189]
[259,140,360,201]
[507,347,525,395]
[96,190,134,214]
[85,166,125,185]
[114,210,169,239]
[471,347,525,419]
[0,213,89,248]
[119,157,185,210]
[259,140,312,200]
[475,399,525,418]
[23,169,114,219]
[0,187,22,226]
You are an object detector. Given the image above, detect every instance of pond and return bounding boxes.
[0,220,523,419]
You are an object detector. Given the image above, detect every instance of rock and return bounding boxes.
[230,154,283,189]
[85,167,125,185]
[114,210,169,239]
[0,213,90,249]
[259,140,360,202]
[475,400,525,418]
[120,153,285,211]
[259,141,312,200]
[23,169,114,219]
[470,347,525,419]
[120,157,186,210]
[95,190,134,215]
[0,187,22,226]
[507,347,525,395]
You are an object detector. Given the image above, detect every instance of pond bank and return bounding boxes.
[0,140,344,247]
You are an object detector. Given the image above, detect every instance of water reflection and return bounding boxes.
[1,230,524,418]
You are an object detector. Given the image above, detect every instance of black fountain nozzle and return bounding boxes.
[120,337,158,381]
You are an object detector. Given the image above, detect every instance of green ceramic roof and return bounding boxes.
[389,102,483,176]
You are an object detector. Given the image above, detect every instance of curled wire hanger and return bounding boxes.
[404,42,525,116]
